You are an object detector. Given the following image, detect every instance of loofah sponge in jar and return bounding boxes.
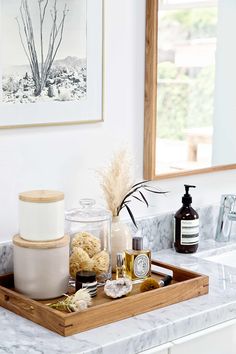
[69,247,94,278]
[72,232,101,257]
[92,250,110,275]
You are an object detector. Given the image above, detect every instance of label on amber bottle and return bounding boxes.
[181,219,199,245]
[134,254,150,278]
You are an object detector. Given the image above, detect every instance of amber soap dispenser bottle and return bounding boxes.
[174,185,199,253]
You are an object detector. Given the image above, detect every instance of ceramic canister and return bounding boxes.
[19,190,65,241]
[13,234,70,300]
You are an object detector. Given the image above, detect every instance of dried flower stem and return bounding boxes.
[97,149,134,217]
[117,181,167,228]
[97,150,168,227]
[48,288,92,313]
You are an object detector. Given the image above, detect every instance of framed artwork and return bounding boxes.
[0,0,103,128]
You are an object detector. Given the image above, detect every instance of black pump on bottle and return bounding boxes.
[182,184,196,205]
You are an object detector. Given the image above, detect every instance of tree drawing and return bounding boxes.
[16,0,68,96]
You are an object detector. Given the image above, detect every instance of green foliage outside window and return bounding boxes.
[157,7,217,140]
[157,63,214,140]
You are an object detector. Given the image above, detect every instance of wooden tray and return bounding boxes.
[0,260,209,336]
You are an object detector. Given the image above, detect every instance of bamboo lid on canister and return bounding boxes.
[13,234,69,249]
[19,190,64,203]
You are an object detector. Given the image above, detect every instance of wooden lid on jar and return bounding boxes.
[19,190,64,203]
[13,234,69,249]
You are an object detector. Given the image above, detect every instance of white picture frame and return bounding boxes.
[0,0,104,128]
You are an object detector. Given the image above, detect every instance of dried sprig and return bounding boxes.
[117,181,167,228]
[48,288,92,313]
[97,149,168,227]
[97,149,134,217]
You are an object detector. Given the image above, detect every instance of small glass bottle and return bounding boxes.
[125,237,151,282]
[116,252,125,279]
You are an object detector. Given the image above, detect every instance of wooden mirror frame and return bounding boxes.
[143,0,236,180]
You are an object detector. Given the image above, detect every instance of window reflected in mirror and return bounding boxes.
[157,0,217,174]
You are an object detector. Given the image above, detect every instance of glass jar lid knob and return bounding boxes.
[79,199,96,208]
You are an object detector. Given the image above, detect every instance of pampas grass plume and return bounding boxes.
[97,149,134,217]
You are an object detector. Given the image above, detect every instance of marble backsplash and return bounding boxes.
[0,205,219,275]
[0,242,13,275]
[132,204,220,251]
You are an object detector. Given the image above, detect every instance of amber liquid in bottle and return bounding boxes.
[115,252,125,279]
[125,237,151,282]
[174,205,199,253]
[174,185,199,254]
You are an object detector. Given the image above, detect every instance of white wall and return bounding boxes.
[0,0,236,242]
[213,0,236,165]
[0,0,145,242]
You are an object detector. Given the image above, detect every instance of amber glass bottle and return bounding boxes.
[174,185,199,253]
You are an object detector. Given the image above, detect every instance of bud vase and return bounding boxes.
[111,216,132,272]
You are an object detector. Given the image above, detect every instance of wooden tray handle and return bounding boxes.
[0,287,35,314]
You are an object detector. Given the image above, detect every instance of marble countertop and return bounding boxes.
[1,240,236,354]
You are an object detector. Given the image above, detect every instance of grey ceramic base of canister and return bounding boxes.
[13,234,70,300]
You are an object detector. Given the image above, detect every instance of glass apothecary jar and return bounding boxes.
[65,199,112,284]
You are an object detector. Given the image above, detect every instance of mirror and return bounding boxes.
[144,0,236,179]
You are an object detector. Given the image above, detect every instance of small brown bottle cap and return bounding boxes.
[132,237,143,251]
